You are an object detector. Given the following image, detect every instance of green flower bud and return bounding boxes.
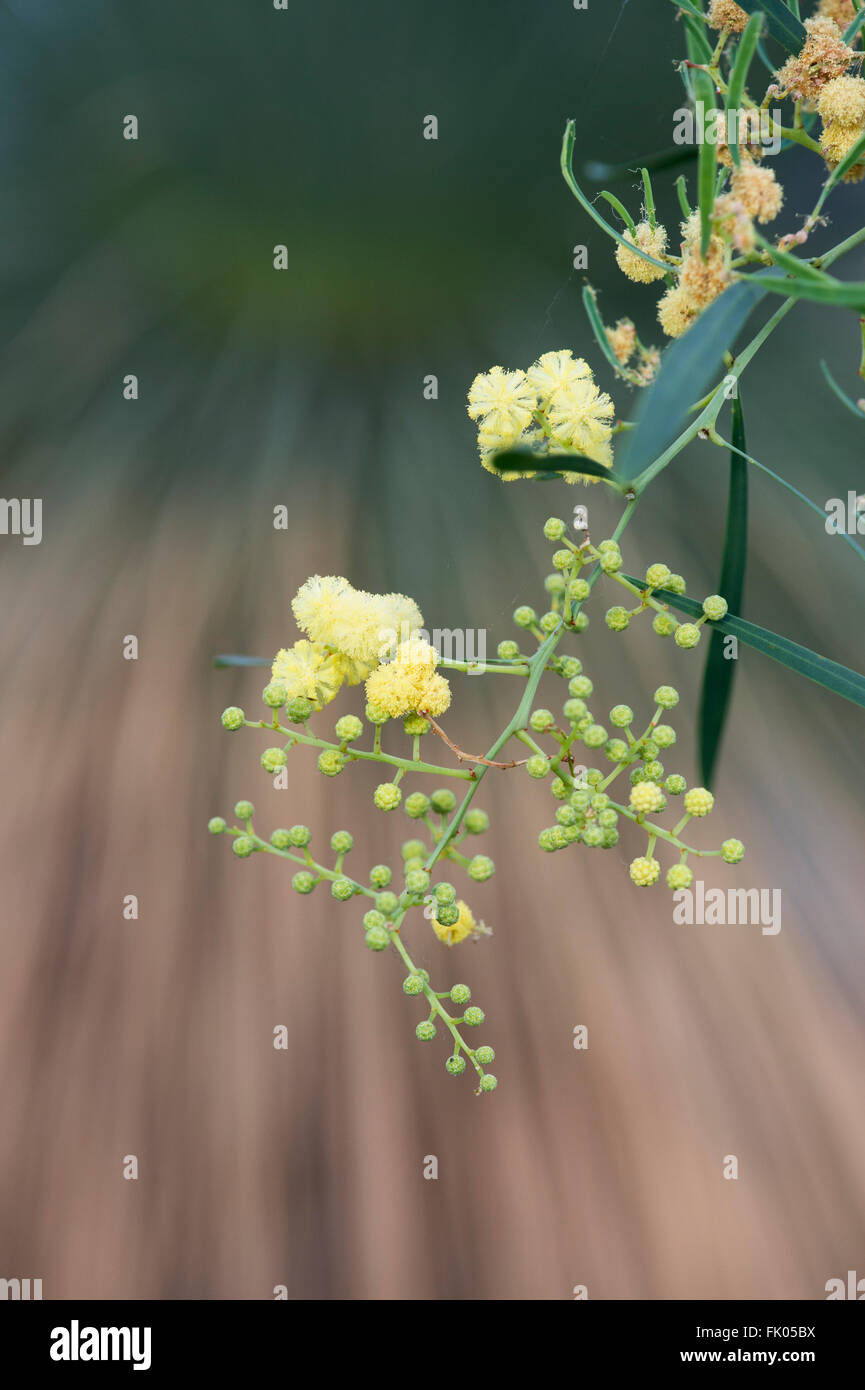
[652,612,677,638]
[373,783,402,810]
[403,713,430,736]
[403,973,425,996]
[582,824,604,847]
[598,808,619,829]
[526,755,550,779]
[335,714,363,742]
[644,760,665,782]
[221,706,245,731]
[544,574,566,596]
[639,739,659,761]
[404,791,431,819]
[450,983,471,1005]
[405,868,431,893]
[369,864,392,888]
[629,855,661,887]
[550,776,568,800]
[365,924,390,951]
[401,839,426,860]
[666,863,693,890]
[292,871,316,894]
[609,706,632,731]
[497,640,520,660]
[433,881,456,904]
[445,1055,466,1076]
[664,774,686,795]
[464,809,490,835]
[232,835,255,858]
[666,574,687,595]
[436,902,460,927]
[567,577,590,601]
[538,828,559,852]
[475,1045,495,1065]
[721,838,745,864]
[646,562,671,588]
[543,516,567,541]
[556,805,578,826]
[674,622,702,649]
[403,856,426,875]
[261,747,287,773]
[563,698,587,723]
[601,828,619,848]
[375,891,399,915]
[605,738,628,762]
[570,790,591,811]
[559,657,583,678]
[569,675,593,698]
[529,708,555,733]
[416,1020,436,1041]
[287,824,311,847]
[702,594,728,621]
[654,685,679,709]
[653,724,676,749]
[234,800,254,822]
[478,1074,498,1093]
[590,792,610,810]
[463,1006,485,1026]
[286,696,314,723]
[684,787,714,817]
[365,702,390,726]
[331,877,355,901]
[208,817,226,835]
[539,610,559,633]
[573,612,589,632]
[318,750,345,776]
[270,828,291,850]
[600,550,622,574]
[583,723,607,749]
[513,605,537,629]
[630,765,648,784]
[262,681,288,709]
[363,909,386,930]
[552,548,572,571]
[605,606,630,632]
[430,788,457,814]
[330,830,353,854]
[468,854,495,882]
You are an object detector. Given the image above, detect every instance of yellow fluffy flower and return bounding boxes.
[291,575,423,668]
[614,221,669,284]
[657,285,699,339]
[526,349,592,406]
[775,17,856,101]
[432,899,482,946]
[707,0,748,32]
[729,163,784,224]
[271,640,345,709]
[467,366,537,442]
[818,74,865,126]
[547,376,615,480]
[364,639,451,718]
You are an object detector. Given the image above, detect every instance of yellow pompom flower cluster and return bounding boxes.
[364,639,452,719]
[728,162,784,224]
[775,16,857,102]
[818,75,865,177]
[707,0,748,33]
[657,214,731,339]
[614,221,669,284]
[818,0,857,29]
[271,639,345,711]
[432,899,484,947]
[467,350,615,484]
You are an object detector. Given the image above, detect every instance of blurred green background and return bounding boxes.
[0,0,863,1299]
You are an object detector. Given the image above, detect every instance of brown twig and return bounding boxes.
[420,712,529,771]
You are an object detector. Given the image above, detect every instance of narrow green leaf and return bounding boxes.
[697,397,748,788]
[734,0,805,50]
[844,10,865,44]
[820,359,865,419]
[560,122,671,273]
[694,69,718,257]
[614,279,767,483]
[599,190,636,235]
[622,580,865,711]
[684,14,714,65]
[676,173,692,218]
[490,450,624,488]
[725,12,764,168]
[640,167,656,228]
[753,235,829,282]
[584,147,696,183]
[581,285,631,377]
[814,128,865,213]
[752,271,865,311]
[665,0,710,23]
[214,654,270,668]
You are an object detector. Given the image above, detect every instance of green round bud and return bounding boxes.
[468,855,495,882]
[330,830,353,854]
[363,909,386,931]
[529,708,555,733]
[590,792,610,810]
[404,791,431,819]
[544,574,566,596]
[373,783,402,810]
[573,612,589,632]
[654,685,679,709]
[667,863,693,890]
[430,788,457,814]
[609,704,633,728]
[674,622,702,649]
[652,612,677,638]
[292,871,315,894]
[556,805,578,826]
[221,706,245,731]
[287,824,311,847]
[497,640,520,660]
[365,924,390,951]
[331,877,354,901]
[318,750,345,776]
[664,774,686,795]
[261,747,288,773]
[234,800,254,822]
[539,610,559,633]
[552,548,572,571]
[570,790,591,812]
[445,1055,466,1076]
[721,838,745,864]
[513,605,536,629]
[605,606,630,632]
[463,1006,485,1026]
[405,868,430,893]
[433,881,457,904]
[583,723,608,749]
[653,724,676,749]
[478,1074,498,1093]
[567,577,590,601]
[702,593,728,621]
[543,516,567,541]
[436,902,460,927]
[464,809,489,835]
[403,856,426,875]
[401,839,426,860]
[475,1045,495,1065]
[646,562,672,588]
[601,827,619,848]
[538,828,560,852]
[208,817,226,835]
[582,824,604,848]
[232,835,255,858]
[403,713,430,736]
[600,551,622,575]
[526,755,550,779]
[286,696,314,723]
[569,676,593,698]
[364,702,389,726]
[605,738,628,762]
[403,973,425,996]
[598,808,619,829]
[559,657,583,679]
[335,714,363,742]
[450,983,471,1005]
[262,681,288,709]
[270,828,291,850]
[644,760,665,782]
[375,891,399,915]
[630,765,647,784]
[416,1020,436,1041]
[666,574,687,595]
[563,698,587,723]
[369,864,392,888]
[550,776,568,800]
